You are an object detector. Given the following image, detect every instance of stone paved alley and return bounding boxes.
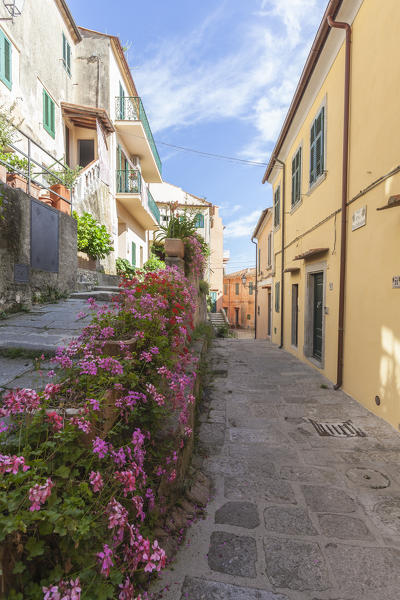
[153,338,400,600]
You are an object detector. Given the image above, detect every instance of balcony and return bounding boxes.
[116,170,160,230]
[115,97,162,183]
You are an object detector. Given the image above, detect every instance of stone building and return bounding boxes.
[223,268,256,329]
[0,0,161,276]
[149,181,225,312]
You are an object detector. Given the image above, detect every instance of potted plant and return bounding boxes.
[156,205,199,260]
[0,102,22,184]
[0,151,29,193]
[74,211,114,271]
[47,163,82,213]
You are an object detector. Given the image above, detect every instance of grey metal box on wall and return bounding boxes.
[30,199,59,272]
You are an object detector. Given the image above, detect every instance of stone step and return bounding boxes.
[93,286,121,293]
[69,291,117,301]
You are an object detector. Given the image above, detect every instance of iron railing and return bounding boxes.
[115,96,162,175]
[0,124,73,211]
[147,188,160,224]
[116,169,142,194]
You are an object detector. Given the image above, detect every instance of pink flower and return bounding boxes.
[119,577,134,600]
[0,454,30,475]
[139,351,153,363]
[168,469,177,482]
[89,471,103,492]
[92,437,109,459]
[43,585,60,600]
[0,420,8,434]
[46,412,63,432]
[69,416,91,434]
[88,398,100,411]
[0,388,40,415]
[97,544,114,577]
[106,498,128,529]
[43,383,61,400]
[28,478,54,511]
[115,470,136,496]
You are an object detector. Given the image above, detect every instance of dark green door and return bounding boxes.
[312,272,323,360]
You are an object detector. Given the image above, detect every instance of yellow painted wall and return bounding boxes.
[268,0,400,428]
[255,210,273,339]
[343,0,400,428]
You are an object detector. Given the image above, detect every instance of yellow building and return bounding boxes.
[264,0,400,428]
[252,208,274,339]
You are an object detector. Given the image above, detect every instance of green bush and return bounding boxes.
[73,212,114,260]
[199,280,209,295]
[143,253,165,272]
[156,211,198,241]
[116,257,136,279]
[0,151,29,176]
[216,324,230,338]
[46,164,82,188]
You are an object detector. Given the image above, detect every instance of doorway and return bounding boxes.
[235,307,239,327]
[78,139,94,168]
[210,291,217,313]
[291,284,298,347]
[312,272,323,360]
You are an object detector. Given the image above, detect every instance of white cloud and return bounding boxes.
[224,210,261,238]
[135,0,325,162]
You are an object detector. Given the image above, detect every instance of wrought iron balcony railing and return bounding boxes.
[116,169,142,195]
[147,188,160,224]
[115,96,162,175]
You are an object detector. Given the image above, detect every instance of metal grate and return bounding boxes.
[309,419,366,438]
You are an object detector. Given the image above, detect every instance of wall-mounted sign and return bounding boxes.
[393,276,400,289]
[352,206,367,231]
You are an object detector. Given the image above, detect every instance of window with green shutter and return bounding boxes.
[275,281,280,313]
[274,186,280,227]
[62,33,71,76]
[291,146,302,207]
[131,241,136,267]
[249,282,253,295]
[43,89,55,138]
[235,283,239,295]
[119,82,125,120]
[310,107,325,186]
[0,29,12,89]
[194,213,204,228]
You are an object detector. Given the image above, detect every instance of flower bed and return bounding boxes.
[0,267,200,599]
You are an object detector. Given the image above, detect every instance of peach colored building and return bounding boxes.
[223,268,256,329]
[252,208,274,339]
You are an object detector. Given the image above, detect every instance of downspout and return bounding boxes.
[327,15,351,390]
[252,237,258,339]
[275,158,285,349]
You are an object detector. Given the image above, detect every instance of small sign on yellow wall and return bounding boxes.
[392,276,400,289]
[352,206,367,231]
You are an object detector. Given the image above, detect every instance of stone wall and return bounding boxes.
[0,184,77,312]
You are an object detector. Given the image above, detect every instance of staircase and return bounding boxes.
[70,286,121,302]
[208,311,228,331]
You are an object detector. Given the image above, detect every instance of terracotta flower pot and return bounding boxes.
[50,184,71,215]
[39,191,53,206]
[165,238,185,259]
[6,172,27,193]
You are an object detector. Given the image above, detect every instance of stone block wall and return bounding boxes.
[0,184,77,311]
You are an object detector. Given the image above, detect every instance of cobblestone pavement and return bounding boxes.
[0,299,97,392]
[152,338,400,600]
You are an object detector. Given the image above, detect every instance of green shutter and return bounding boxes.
[274,187,280,227]
[235,283,239,295]
[275,282,280,313]
[62,33,71,76]
[0,30,12,89]
[131,242,136,267]
[310,107,324,185]
[43,89,55,138]
[292,147,302,206]
[119,83,125,119]
[194,213,204,228]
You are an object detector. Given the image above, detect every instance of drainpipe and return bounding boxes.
[327,15,351,390]
[275,158,285,349]
[252,237,258,339]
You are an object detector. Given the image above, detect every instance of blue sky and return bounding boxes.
[68,0,328,273]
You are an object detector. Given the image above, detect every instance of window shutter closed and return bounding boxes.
[310,107,324,184]
[0,30,12,89]
[131,242,136,267]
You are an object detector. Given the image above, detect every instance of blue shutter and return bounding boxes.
[0,30,12,89]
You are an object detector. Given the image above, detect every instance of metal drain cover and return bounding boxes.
[309,419,366,438]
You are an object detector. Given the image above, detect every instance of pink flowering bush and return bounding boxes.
[0,266,198,599]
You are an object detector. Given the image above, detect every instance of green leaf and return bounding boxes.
[55,465,70,479]
[12,561,25,574]
[26,538,45,559]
